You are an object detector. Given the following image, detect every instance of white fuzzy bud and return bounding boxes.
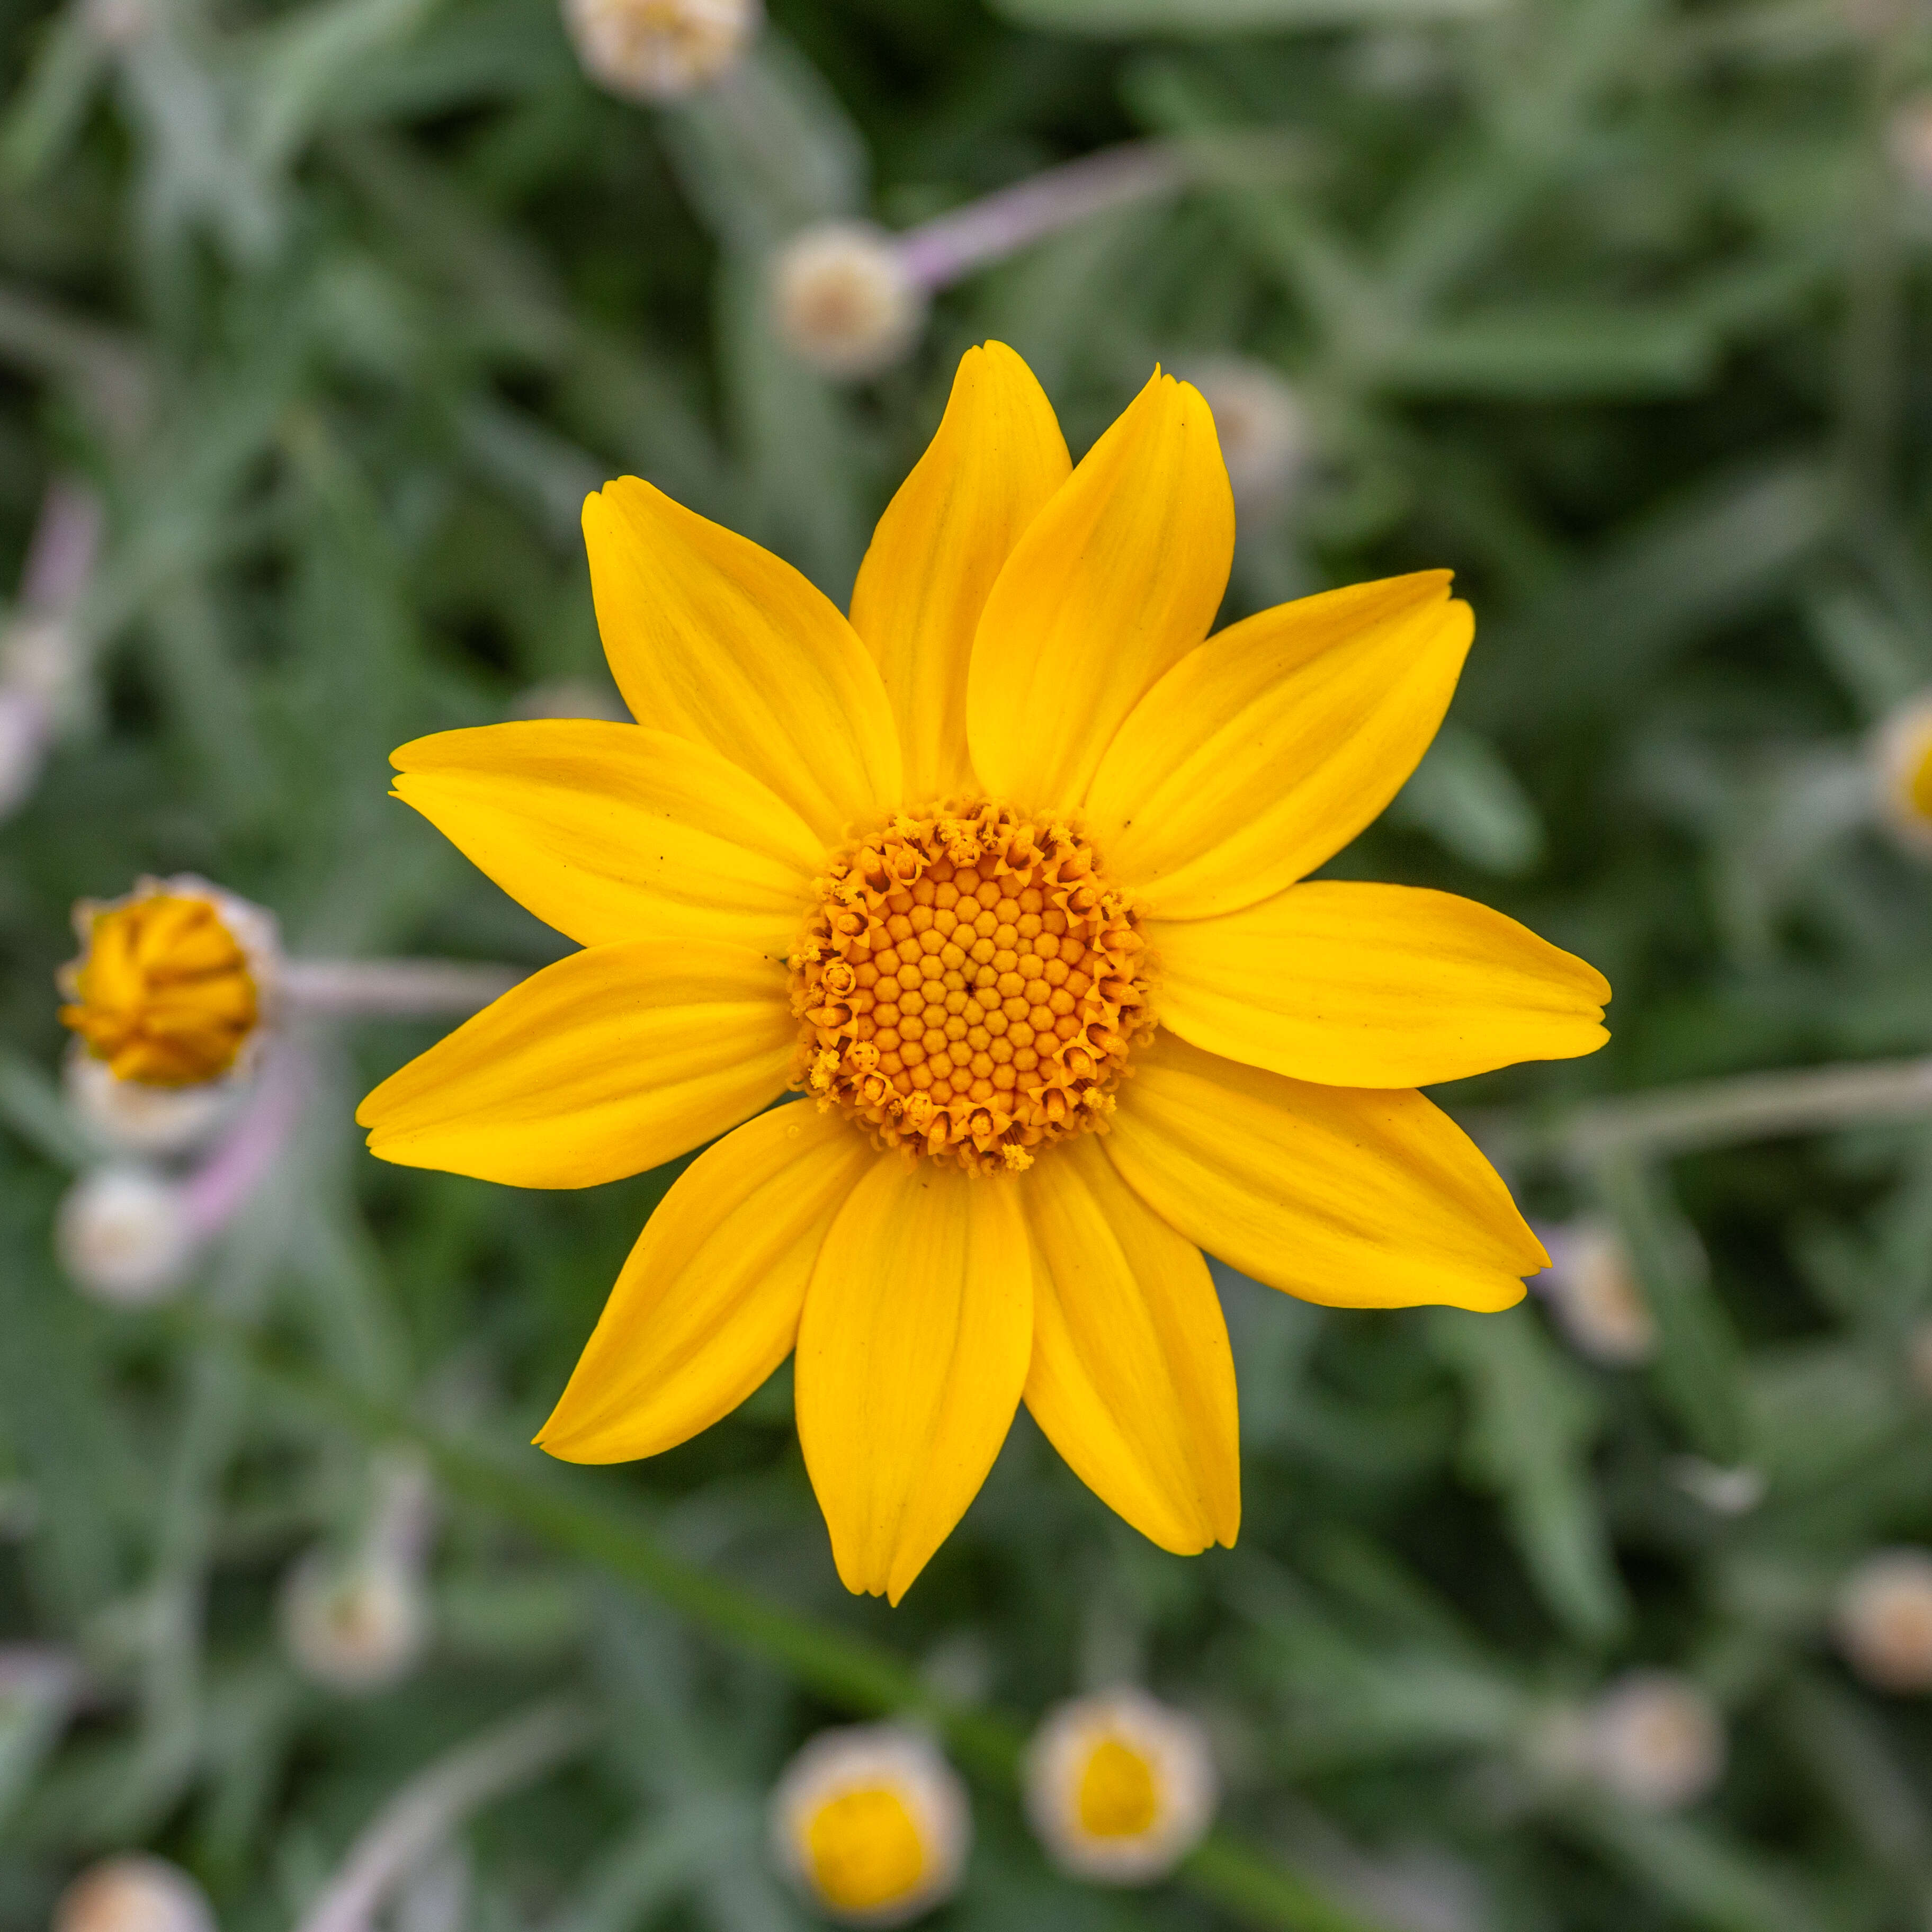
[1187,359,1311,514]
[509,677,630,722]
[1835,1549,1932,1692]
[53,1856,214,1932]
[280,1548,430,1693]
[56,1167,195,1307]
[770,1725,969,1927]
[1579,1671,1725,1810]
[1024,1688,1217,1884]
[772,224,925,380]
[1537,1220,1657,1365]
[563,0,757,103]
[1908,1320,1932,1400]
[65,1049,239,1158]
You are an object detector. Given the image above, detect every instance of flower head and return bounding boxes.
[279,1548,430,1693]
[54,1857,213,1932]
[1579,1671,1725,1811]
[56,1166,195,1306]
[357,343,1610,1601]
[770,1726,968,1926]
[1024,1688,1215,1883]
[773,223,925,379]
[1835,1549,1932,1691]
[564,0,756,102]
[59,876,276,1087]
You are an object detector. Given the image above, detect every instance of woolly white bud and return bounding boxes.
[1874,692,1932,854]
[1024,1687,1217,1884]
[770,1725,969,1927]
[53,1856,214,1932]
[1908,1320,1932,1400]
[280,1548,430,1694]
[1536,1220,1657,1365]
[772,224,925,380]
[56,1167,195,1307]
[509,678,630,722]
[1187,359,1310,514]
[64,1049,239,1158]
[1580,1671,1725,1810]
[1834,1549,1932,1692]
[563,0,757,103]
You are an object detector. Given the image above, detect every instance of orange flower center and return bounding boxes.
[1076,1738,1161,1839]
[59,892,258,1087]
[788,804,1151,1175]
[803,1785,928,1915]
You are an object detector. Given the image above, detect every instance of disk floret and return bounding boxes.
[788,804,1151,1174]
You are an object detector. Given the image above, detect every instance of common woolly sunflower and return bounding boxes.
[358,343,1609,1602]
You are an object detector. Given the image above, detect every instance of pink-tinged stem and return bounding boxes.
[179,1051,307,1241]
[896,142,1186,291]
[18,479,103,614]
[280,959,522,1017]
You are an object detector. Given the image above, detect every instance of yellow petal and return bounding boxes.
[391,720,822,952]
[356,938,793,1188]
[849,343,1071,802]
[1024,1136,1239,1554]
[795,1159,1031,1604]
[1150,881,1611,1088]
[1087,572,1472,918]
[967,369,1233,811]
[1105,1031,1543,1313]
[536,1103,874,1463]
[583,479,902,846]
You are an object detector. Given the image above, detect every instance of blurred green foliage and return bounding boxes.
[5,1,1932,1929]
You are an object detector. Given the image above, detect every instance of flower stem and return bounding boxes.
[1526,1053,1932,1164]
[223,1321,1390,1932]
[281,959,521,1017]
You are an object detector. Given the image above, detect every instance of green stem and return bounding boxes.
[222,1323,1388,1932]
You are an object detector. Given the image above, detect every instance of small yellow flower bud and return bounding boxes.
[772,224,925,380]
[1874,693,1932,855]
[59,877,276,1087]
[1024,1688,1217,1884]
[1537,1219,1657,1366]
[55,1167,195,1307]
[770,1725,968,1926]
[1835,1549,1932,1692]
[53,1856,214,1932]
[279,1549,431,1694]
[563,0,757,103]
[1579,1671,1724,1810]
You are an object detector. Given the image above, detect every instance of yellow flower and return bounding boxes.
[1023,1688,1215,1883]
[59,875,274,1087]
[770,1725,969,1926]
[356,343,1611,1602]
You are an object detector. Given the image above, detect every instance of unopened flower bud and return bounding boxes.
[510,678,629,722]
[563,0,757,103]
[1187,359,1310,514]
[1536,1220,1657,1365]
[59,876,279,1087]
[1024,1687,1216,1884]
[280,1548,430,1694]
[1874,693,1932,854]
[1580,1671,1724,1810]
[65,1048,239,1158]
[1835,1549,1932,1692]
[53,1856,214,1932]
[772,224,925,380]
[1908,1320,1932,1400]
[770,1725,969,1926]
[56,1167,195,1307]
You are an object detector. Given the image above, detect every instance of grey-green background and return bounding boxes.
[3,1,1931,1928]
